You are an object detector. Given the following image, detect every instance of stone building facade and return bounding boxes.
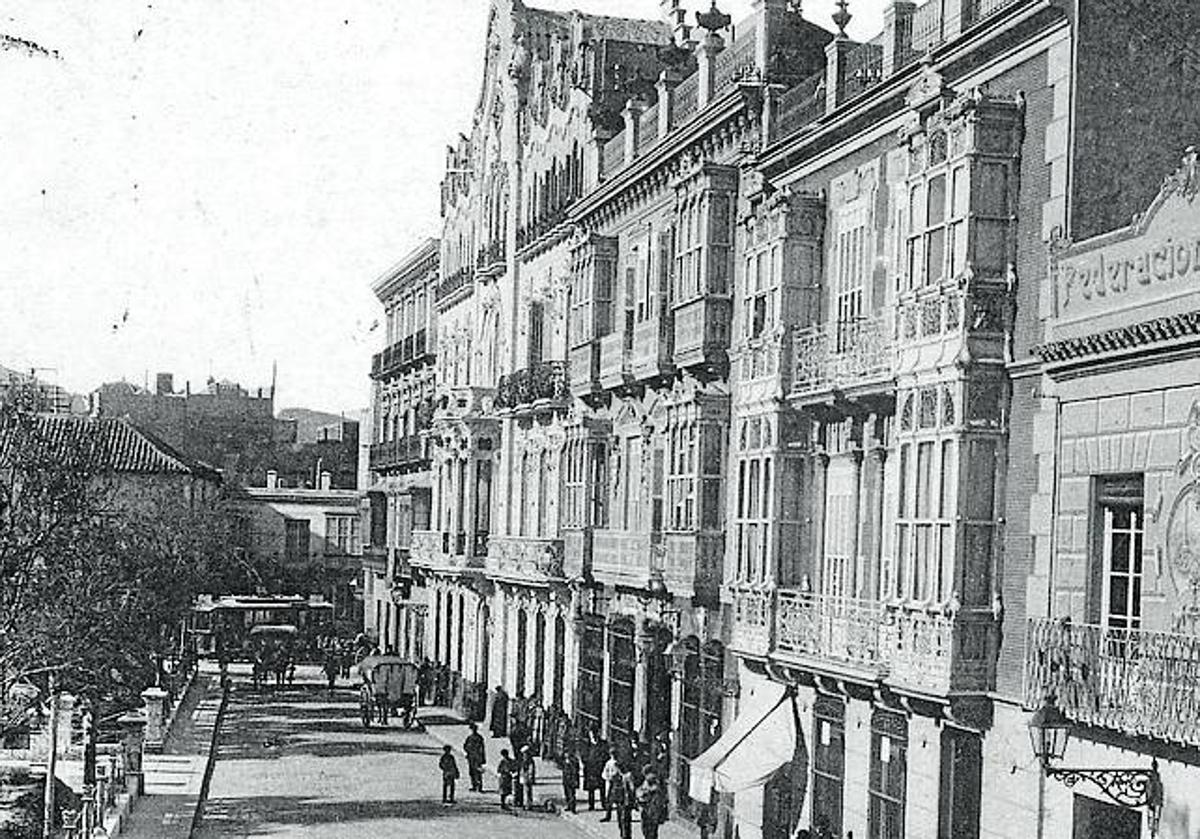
[370,0,1200,837]
[363,239,438,658]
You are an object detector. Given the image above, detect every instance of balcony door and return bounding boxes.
[1091,475,1144,644]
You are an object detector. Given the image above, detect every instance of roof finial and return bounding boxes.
[832,0,852,37]
[696,1,731,34]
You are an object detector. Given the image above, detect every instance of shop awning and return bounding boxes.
[687,681,797,803]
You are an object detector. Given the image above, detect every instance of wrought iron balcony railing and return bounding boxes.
[495,360,569,410]
[369,435,427,472]
[1024,618,1200,748]
[791,315,894,397]
[775,590,887,677]
[729,587,773,657]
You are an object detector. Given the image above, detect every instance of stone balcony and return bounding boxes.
[673,296,732,372]
[791,315,894,406]
[732,587,998,698]
[568,342,601,399]
[486,535,566,584]
[361,545,388,575]
[592,530,653,589]
[1024,618,1200,748]
[495,361,569,415]
[410,529,486,573]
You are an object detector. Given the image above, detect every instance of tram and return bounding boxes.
[188,594,334,662]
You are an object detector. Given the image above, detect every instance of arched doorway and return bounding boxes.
[607,616,636,755]
[576,614,605,732]
[456,593,466,673]
[444,592,454,669]
[643,622,674,743]
[434,589,444,665]
[678,638,726,812]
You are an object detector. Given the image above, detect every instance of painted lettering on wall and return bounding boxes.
[1057,235,1200,313]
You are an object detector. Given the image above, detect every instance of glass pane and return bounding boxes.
[1111,532,1130,572]
[926,228,945,285]
[927,174,947,224]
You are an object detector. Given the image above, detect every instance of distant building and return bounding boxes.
[94,374,359,489]
[0,365,87,414]
[93,374,275,484]
[227,469,363,627]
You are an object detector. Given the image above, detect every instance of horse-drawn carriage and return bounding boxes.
[357,655,420,728]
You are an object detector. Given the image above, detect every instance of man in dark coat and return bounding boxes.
[490,685,509,737]
[582,727,607,811]
[463,723,486,792]
[560,748,581,813]
[497,748,515,810]
[438,745,460,805]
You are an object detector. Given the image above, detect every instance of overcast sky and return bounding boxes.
[0,1,881,415]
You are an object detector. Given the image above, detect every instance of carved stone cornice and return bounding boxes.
[1033,310,1200,365]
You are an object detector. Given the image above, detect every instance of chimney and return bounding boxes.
[319,471,332,491]
[266,469,278,490]
[660,0,692,48]
[882,1,916,77]
[156,373,173,396]
[622,98,646,161]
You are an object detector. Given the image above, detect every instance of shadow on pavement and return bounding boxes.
[196,794,558,831]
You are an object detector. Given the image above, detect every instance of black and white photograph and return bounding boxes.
[1,0,1198,837]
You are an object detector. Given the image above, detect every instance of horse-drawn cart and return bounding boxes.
[357,655,420,728]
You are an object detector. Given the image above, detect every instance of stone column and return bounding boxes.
[117,711,146,797]
[655,70,679,136]
[622,99,645,162]
[811,447,830,592]
[825,35,856,114]
[696,31,725,109]
[848,446,864,597]
[56,693,76,757]
[882,1,917,77]
[633,620,652,737]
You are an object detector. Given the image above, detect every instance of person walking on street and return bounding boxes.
[600,749,621,822]
[323,651,339,691]
[583,727,607,811]
[518,744,537,810]
[497,748,515,811]
[490,685,510,737]
[611,769,635,839]
[636,771,667,839]
[439,745,460,805]
[464,723,486,792]
[560,748,580,813]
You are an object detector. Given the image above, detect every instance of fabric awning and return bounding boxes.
[688,681,797,803]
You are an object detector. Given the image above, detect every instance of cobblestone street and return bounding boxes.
[193,667,588,838]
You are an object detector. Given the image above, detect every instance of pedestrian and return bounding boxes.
[489,685,509,738]
[509,716,530,759]
[600,748,621,822]
[560,748,580,813]
[497,748,515,810]
[636,771,667,839]
[323,652,339,691]
[464,722,486,792]
[611,769,635,839]
[518,744,537,809]
[583,727,607,811]
[439,745,460,805]
[418,658,432,705]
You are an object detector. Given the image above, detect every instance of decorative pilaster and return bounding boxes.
[656,69,682,137]
[882,0,916,77]
[695,25,727,108]
[824,2,856,114]
[623,99,645,162]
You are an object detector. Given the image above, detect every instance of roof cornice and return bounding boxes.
[372,238,440,301]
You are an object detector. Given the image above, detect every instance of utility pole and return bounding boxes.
[42,672,57,839]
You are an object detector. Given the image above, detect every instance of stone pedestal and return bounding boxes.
[56,693,76,756]
[141,686,168,752]
[117,711,146,797]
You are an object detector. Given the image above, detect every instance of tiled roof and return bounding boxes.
[579,13,670,45]
[2,414,219,478]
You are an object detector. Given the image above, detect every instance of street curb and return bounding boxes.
[188,678,230,837]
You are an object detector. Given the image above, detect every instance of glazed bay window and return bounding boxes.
[904,130,969,290]
[833,204,869,351]
[734,416,773,582]
[562,437,586,529]
[667,420,697,531]
[676,196,704,302]
[892,385,958,604]
[744,245,779,339]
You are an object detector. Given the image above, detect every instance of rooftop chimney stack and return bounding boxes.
[156,372,173,396]
[266,469,278,490]
[319,471,332,491]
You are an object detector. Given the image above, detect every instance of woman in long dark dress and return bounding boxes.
[489,685,509,737]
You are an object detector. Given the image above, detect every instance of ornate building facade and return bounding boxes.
[364,239,438,658]
[369,0,1200,837]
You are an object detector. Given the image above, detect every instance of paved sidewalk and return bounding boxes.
[121,669,227,838]
[418,706,694,839]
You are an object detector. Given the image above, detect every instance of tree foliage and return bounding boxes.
[0,388,267,730]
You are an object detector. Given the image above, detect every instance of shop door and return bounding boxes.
[1072,795,1140,839]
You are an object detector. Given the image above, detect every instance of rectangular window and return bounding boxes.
[868,710,908,839]
[325,514,360,555]
[1094,475,1145,638]
[284,519,310,563]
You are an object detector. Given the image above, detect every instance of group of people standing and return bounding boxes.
[562,728,668,839]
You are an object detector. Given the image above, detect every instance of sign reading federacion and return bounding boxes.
[1053,149,1200,324]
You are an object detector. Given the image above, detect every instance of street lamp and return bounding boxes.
[1028,696,1163,835]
